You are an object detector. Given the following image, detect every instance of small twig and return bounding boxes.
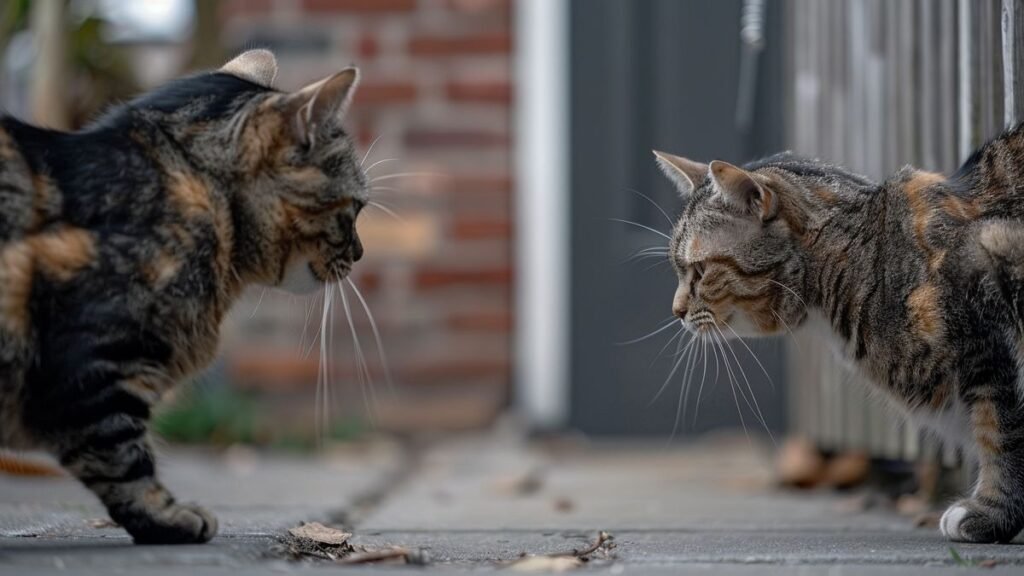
[336,547,414,565]
[555,531,614,559]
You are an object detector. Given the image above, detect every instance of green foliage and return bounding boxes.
[154,386,260,446]
[153,385,366,452]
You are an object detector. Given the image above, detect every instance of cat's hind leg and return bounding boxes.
[939,386,1024,543]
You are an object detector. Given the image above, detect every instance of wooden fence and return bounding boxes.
[784,0,1024,463]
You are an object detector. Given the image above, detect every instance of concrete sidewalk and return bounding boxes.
[1,430,1023,574]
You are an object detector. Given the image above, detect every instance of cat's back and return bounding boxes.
[0,120,43,242]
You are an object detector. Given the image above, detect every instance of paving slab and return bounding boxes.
[3,431,1024,574]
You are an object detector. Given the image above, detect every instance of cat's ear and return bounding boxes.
[288,67,360,148]
[653,150,707,197]
[709,160,777,220]
[220,49,278,87]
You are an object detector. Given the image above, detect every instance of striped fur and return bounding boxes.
[658,136,1024,543]
[0,51,366,544]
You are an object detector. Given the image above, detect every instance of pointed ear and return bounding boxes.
[220,49,278,86]
[709,160,777,220]
[288,68,360,148]
[653,150,707,197]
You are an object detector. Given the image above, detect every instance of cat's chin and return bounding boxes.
[274,259,323,295]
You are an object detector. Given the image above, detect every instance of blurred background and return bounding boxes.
[1,0,1020,500]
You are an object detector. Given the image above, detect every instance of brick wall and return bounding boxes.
[217,0,514,432]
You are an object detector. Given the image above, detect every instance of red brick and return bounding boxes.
[405,130,508,148]
[409,33,512,56]
[358,34,380,59]
[448,311,512,331]
[449,175,513,195]
[415,267,512,288]
[222,0,273,16]
[451,217,511,239]
[446,0,511,13]
[447,81,511,104]
[302,0,416,12]
[355,82,417,106]
[398,358,510,382]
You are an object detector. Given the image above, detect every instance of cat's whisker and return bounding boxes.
[648,331,696,406]
[368,201,405,222]
[360,134,384,167]
[316,281,333,445]
[763,279,808,311]
[300,290,324,358]
[771,308,801,354]
[337,276,377,425]
[688,337,710,430]
[607,218,672,240]
[694,330,721,422]
[249,288,267,318]
[711,329,749,442]
[626,188,675,227]
[346,277,395,394]
[369,172,442,184]
[722,320,776,392]
[370,186,402,194]
[364,158,398,175]
[671,333,703,441]
[616,316,679,346]
[650,323,687,367]
[714,324,774,444]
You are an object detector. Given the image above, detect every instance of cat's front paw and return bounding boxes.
[125,502,218,545]
[940,500,1019,543]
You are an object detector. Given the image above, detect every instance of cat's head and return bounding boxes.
[653,150,807,337]
[131,50,368,295]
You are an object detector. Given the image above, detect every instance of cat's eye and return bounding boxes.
[692,262,705,279]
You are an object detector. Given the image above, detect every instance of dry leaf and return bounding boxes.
[508,555,583,572]
[87,518,118,529]
[287,522,352,546]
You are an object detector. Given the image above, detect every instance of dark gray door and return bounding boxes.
[569,0,787,436]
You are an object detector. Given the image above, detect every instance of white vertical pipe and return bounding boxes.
[515,0,570,428]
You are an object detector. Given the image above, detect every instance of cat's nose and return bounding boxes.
[351,235,364,262]
[672,284,688,319]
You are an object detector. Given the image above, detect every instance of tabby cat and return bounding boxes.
[654,136,1024,543]
[0,50,367,543]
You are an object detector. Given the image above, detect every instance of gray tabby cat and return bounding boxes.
[653,135,1024,543]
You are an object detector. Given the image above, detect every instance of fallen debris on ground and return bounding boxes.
[507,531,615,572]
[280,521,428,566]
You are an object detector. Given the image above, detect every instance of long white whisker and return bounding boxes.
[712,330,749,441]
[316,282,333,444]
[651,324,687,367]
[370,186,402,194]
[649,332,696,406]
[723,321,776,391]
[607,218,671,240]
[616,317,679,346]
[364,158,398,174]
[763,279,808,310]
[714,324,774,443]
[338,279,377,425]
[361,134,384,167]
[249,288,267,318]
[368,201,405,222]
[346,277,395,394]
[772,309,802,354]
[369,172,443,184]
[627,188,675,226]
[671,333,702,440]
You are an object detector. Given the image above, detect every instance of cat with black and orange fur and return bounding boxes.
[0,50,366,544]
[654,137,1024,544]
